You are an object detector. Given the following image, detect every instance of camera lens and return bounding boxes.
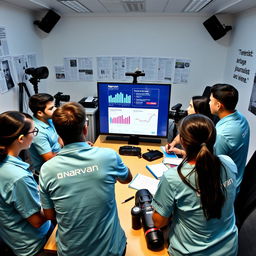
[145,229,164,251]
[131,206,141,230]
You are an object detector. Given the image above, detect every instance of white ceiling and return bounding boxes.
[2,0,256,16]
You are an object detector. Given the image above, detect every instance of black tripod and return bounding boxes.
[18,78,39,112]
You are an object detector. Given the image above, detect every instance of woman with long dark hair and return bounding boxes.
[0,111,51,256]
[166,96,215,156]
[153,114,238,255]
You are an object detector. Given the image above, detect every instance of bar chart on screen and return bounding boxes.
[108,107,158,135]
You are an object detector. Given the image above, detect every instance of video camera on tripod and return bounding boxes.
[169,103,187,123]
[131,189,164,251]
[54,92,70,107]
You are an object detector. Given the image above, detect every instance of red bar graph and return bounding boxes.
[110,115,130,124]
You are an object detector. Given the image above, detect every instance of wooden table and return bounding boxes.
[44,135,169,256]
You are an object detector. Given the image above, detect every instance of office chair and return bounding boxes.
[235,150,256,229]
[238,207,256,256]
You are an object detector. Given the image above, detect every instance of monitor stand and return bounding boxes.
[105,135,161,145]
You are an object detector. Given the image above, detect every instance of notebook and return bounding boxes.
[160,146,178,158]
[146,163,168,179]
[163,157,183,166]
[128,173,160,195]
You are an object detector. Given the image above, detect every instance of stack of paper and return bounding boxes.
[163,157,183,165]
[129,173,160,195]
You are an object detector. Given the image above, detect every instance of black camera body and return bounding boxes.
[131,189,164,251]
[169,103,187,123]
[54,92,70,107]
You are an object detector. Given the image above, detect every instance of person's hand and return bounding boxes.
[165,140,176,154]
[86,141,94,146]
[170,147,186,157]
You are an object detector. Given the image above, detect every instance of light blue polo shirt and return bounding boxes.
[39,142,129,256]
[0,155,51,256]
[29,117,61,171]
[214,111,250,188]
[152,155,238,256]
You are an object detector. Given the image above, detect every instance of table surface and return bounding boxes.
[44,135,169,255]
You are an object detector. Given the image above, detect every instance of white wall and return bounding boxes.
[0,2,44,113]
[7,4,255,155]
[224,8,256,159]
[41,14,232,106]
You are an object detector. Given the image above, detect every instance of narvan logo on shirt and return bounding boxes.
[57,165,99,179]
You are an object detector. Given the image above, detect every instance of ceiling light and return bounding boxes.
[58,0,92,13]
[184,0,213,13]
[29,0,50,9]
[215,0,242,13]
[122,0,145,12]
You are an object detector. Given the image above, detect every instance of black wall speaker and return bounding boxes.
[203,15,232,40]
[34,10,61,33]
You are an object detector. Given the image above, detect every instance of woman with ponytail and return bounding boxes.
[152,114,238,256]
[0,111,51,256]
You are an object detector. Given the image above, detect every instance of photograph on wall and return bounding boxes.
[248,73,256,115]
[0,59,15,90]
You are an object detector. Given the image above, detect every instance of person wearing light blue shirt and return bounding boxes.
[29,93,62,173]
[39,102,133,256]
[30,118,61,171]
[152,114,238,256]
[209,84,250,188]
[0,111,51,256]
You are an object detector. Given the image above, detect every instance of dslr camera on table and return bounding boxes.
[131,189,164,251]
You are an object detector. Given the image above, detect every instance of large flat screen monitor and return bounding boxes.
[97,82,171,144]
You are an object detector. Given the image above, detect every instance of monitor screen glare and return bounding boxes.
[98,82,171,138]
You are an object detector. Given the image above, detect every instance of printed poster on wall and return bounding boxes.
[232,49,254,85]
[248,74,256,115]
[173,59,191,84]
[0,27,10,57]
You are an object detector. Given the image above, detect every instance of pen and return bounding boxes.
[121,196,135,204]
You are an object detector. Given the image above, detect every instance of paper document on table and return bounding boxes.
[85,96,94,102]
[129,173,160,195]
[163,157,183,166]
[146,163,168,179]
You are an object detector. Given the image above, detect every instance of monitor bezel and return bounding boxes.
[97,82,171,140]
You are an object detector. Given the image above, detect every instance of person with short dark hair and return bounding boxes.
[153,114,238,256]
[29,93,62,173]
[0,111,51,256]
[166,96,214,156]
[209,83,250,188]
[39,102,132,256]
